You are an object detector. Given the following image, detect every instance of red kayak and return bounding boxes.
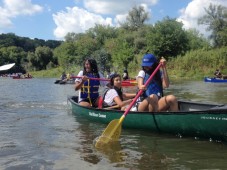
[121,79,137,87]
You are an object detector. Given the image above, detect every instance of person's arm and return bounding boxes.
[123,93,136,100]
[113,96,133,108]
[137,70,146,91]
[74,71,88,91]
[160,58,169,88]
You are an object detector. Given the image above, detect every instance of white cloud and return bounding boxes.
[177,0,227,37]
[53,6,113,39]
[0,0,43,29]
[83,0,157,15]
[52,1,156,39]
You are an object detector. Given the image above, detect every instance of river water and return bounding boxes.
[0,77,227,170]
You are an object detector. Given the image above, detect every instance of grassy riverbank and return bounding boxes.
[167,47,227,80]
[30,47,227,80]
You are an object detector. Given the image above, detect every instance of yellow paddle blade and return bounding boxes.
[95,117,125,148]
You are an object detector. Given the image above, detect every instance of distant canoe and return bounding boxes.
[54,79,74,84]
[12,76,33,79]
[68,95,227,142]
[204,77,227,83]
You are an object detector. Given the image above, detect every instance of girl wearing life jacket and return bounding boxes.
[74,58,107,107]
[136,53,178,112]
[102,74,136,110]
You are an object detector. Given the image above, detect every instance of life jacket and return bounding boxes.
[80,73,100,100]
[142,72,163,99]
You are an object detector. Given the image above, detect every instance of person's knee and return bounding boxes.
[166,95,177,104]
[149,94,158,101]
[79,102,91,107]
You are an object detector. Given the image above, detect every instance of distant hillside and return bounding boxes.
[0,33,63,52]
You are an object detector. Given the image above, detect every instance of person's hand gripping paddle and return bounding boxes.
[95,63,162,148]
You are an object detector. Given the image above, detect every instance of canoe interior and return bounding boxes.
[69,96,225,112]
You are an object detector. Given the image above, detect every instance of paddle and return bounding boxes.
[71,76,136,84]
[0,63,15,71]
[95,63,162,148]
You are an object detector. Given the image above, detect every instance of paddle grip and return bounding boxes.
[123,63,162,116]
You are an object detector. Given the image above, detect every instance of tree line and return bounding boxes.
[0,3,226,76]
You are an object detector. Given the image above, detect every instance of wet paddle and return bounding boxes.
[95,63,162,148]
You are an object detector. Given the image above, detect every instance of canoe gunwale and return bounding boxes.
[68,96,227,115]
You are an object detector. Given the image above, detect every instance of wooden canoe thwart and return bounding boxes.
[68,95,227,142]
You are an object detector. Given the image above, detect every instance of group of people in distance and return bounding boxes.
[74,53,178,112]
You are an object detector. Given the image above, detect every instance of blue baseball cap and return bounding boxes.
[141,54,157,67]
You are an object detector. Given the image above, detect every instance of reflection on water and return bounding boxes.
[72,114,227,170]
[1,78,227,169]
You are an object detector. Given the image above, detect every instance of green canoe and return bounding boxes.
[68,96,227,142]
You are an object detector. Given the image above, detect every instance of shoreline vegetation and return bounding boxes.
[1,4,226,80]
[30,46,227,81]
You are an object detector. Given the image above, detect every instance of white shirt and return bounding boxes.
[137,70,146,79]
[103,89,119,106]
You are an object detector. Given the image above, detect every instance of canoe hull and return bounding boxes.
[204,77,227,83]
[68,96,227,142]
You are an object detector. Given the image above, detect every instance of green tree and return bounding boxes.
[53,42,77,69]
[111,38,134,70]
[86,24,118,46]
[27,52,38,71]
[93,48,112,74]
[198,3,227,47]
[120,5,149,31]
[65,32,84,42]
[75,35,99,64]
[34,46,53,70]
[186,29,210,50]
[146,17,189,58]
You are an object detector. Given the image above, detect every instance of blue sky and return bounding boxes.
[0,0,226,40]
